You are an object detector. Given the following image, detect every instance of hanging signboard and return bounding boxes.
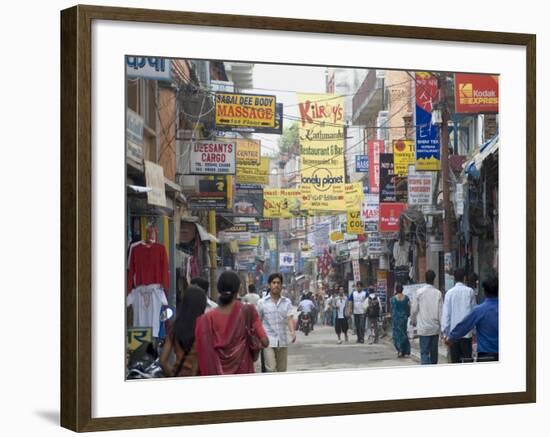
[379,153,396,203]
[368,140,383,193]
[393,139,415,176]
[408,174,433,205]
[345,182,365,210]
[298,93,346,212]
[189,179,228,210]
[395,177,408,203]
[236,156,269,186]
[235,139,261,165]
[454,73,499,114]
[355,155,369,173]
[233,190,264,217]
[376,270,388,312]
[279,252,295,268]
[263,188,303,218]
[144,160,167,207]
[224,103,284,134]
[215,92,276,130]
[415,72,441,171]
[347,210,364,235]
[126,56,171,81]
[367,233,382,256]
[362,193,379,226]
[259,219,273,232]
[379,202,406,232]
[126,109,144,161]
[187,140,236,175]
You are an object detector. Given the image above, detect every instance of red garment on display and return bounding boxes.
[195,301,266,375]
[127,242,169,293]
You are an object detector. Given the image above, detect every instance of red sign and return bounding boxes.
[379,202,406,232]
[367,140,384,193]
[454,73,499,113]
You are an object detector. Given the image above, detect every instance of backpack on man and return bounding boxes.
[365,295,380,318]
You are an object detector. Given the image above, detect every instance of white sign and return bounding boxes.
[126,57,171,81]
[352,259,361,283]
[279,252,295,267]
[126,109,144,161]
[362,194,380,223]
[188,141,236,175]
[408,174,433,205]
[144,160,166,207]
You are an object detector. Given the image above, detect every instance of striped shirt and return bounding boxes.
[257,294,294,347]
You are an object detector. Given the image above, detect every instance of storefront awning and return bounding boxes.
[464,134,499,177]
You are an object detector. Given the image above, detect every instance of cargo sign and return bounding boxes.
[454,73,499,114]
[408,174,433,205]
[415,72,440,171]
[215,92,276,129]
[188,141,236,175]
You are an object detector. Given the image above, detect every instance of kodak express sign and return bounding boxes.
[454,73,499,113]
[216,92,276,129]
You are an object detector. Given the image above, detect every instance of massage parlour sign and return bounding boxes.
[215,92,276,130]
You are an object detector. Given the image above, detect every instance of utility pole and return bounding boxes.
[438,72,453,289]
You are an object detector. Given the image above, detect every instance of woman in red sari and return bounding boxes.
[195,271,268,375]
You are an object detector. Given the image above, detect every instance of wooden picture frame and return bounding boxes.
[61,4,536,432]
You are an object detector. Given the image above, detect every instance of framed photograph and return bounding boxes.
[61,4,536,432]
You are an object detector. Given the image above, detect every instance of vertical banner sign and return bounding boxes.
[368,140,383,193]
[144,160,167,207]
[393,140,415,176]
[362,194,380,233]
[347,210,364,235]
[454,74,499,114]
[379,153,396,203]
[376,270,388,312]
[352,259,361,284]
[298,94,346,212]
[379,202,406,232]
[415,72,441,171]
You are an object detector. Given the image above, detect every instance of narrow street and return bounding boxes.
[288,323,416,372]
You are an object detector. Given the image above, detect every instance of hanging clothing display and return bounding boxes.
[127,242,170,293]
[127,284,168,337]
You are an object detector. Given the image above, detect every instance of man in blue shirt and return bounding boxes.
[447,274,499,362]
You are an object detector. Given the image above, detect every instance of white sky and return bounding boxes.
[242,63,328,155]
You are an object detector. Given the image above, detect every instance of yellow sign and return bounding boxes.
[239,237,259,246]
[345,182,364,210]
[236,156,269,185]
[330,231,344,242]
[298,94,346,212]
[263,188,303,218]
[127,327,152,352]
[236,139,261,165]
[215,92,276,129]
[347,210,364,235]
[393,140,416,176]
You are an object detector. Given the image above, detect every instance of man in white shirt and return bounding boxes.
[241,283,261,307]
[348,282,367,343]
[257,273,297,372]
[411,270,443,364]
[297,293,316,331]
[441,268,477,363]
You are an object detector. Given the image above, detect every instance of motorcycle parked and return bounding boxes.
[126,307,174,379]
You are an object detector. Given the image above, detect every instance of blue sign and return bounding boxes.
[355,155,369,173]
[126,56,172,81]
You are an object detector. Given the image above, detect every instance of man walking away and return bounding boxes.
[242,283,261,307]
[257,273,297,372]
[348,282,367,343]
[411,270,443,364]
[333,287,349,344]
[441,268,477,363]
[364,286,381,344]
[447,275,499,362]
